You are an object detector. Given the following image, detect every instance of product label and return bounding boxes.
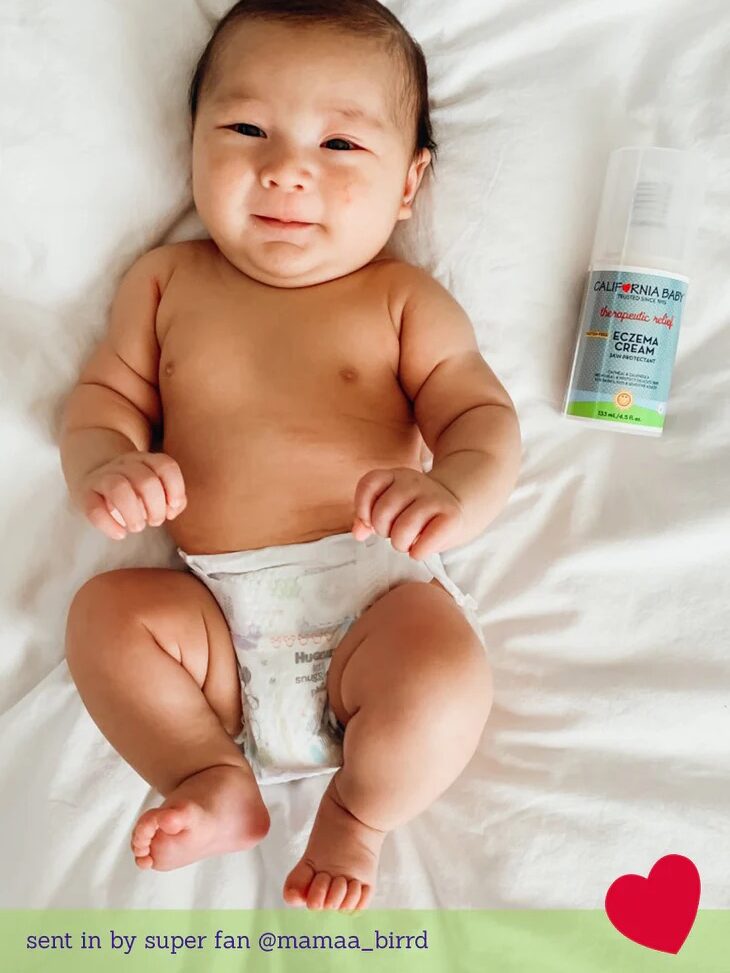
[564,265,688,432]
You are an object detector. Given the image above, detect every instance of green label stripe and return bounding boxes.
[3,910,730,972]
[566,399,664,428]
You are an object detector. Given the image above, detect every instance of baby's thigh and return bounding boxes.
[66,567,241,734]
[327,580,490,726]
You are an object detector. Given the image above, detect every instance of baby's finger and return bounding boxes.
[352,468,395,529]
[389,501,432,554]
[351,516,374,541]
[407,513,449,561]
[143,454,187,515]
[103,476,147,532]
[369,485,418,539]
[124,464,168,526]
[84,493,127,540]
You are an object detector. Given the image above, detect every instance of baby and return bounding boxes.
[60,0,521,911]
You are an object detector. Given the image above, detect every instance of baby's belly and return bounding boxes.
[163,412,423,554]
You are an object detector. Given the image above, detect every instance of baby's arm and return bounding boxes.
[59,246,172,511]
[397,266,521,546]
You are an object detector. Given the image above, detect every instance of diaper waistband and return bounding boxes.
[177,531,486,651]
[177,529,380,576]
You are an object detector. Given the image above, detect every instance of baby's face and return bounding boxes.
[192,21,431,287]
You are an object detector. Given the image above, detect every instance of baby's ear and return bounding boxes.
[398,148,432,220]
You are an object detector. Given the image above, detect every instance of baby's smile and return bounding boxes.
[252,214,317,230]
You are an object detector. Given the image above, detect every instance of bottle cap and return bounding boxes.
[591,146,706,272]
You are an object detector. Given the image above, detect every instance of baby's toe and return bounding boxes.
[283,861,315,907]
[340,879,365,912]
[130,804,190,870]
[131,835,148,856]
[323,875,349,910]
[132,809,160,845]
[306,872,334,910]
[156,805,189,836]
[131,811,162,860]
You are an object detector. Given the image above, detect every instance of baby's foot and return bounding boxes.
[131,763,269,871]
[283,775,386,911]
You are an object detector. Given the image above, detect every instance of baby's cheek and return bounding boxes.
[339,179,356,206]
[333,168,369,208]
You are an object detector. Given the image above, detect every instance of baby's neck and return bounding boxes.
[373,242,395,262]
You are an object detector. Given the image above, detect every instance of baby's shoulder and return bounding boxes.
[145,239,215,276]
[376,258,439,334]
[144,238,218,287]
[377,256,439,295]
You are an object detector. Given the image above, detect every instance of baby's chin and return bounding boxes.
[223,242,373,289]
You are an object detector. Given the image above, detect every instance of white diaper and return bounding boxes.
[177,530,485,786]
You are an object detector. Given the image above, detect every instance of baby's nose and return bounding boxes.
[261,158,311,192]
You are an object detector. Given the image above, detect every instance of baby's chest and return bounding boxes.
[158,298,406,422]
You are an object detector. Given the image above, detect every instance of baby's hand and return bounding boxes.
[352,466,464,561]
[79,451,187,541]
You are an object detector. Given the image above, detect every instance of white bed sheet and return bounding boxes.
[1,0,729,909]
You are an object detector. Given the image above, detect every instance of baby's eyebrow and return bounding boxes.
[326,105,386,131]
[214,92,387,131]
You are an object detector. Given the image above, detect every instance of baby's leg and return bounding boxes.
[65,568,269,871]
[284,579,491,910]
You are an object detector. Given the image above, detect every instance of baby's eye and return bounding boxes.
[227,125,356,151]
[323,138,356,151]
[229,123,264,137]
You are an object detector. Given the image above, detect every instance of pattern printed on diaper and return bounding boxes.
[269,576,302,599]
[231,621,263,652]
[269,621,349,649]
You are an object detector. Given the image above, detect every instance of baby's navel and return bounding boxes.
[339,366,358,382]
[163,361,175,377]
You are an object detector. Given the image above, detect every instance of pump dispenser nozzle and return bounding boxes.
[591,146,706,272]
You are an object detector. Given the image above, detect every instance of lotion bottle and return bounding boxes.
[564,146,705,436]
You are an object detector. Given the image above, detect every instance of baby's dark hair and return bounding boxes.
[187,0,438,165]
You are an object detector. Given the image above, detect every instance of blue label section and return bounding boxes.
[566,268,687,409]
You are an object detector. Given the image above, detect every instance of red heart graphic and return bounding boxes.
[605,855,700,954]
[622,283,632,292]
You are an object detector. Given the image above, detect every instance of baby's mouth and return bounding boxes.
[253,215,314,228]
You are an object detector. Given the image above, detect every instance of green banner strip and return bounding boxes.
[2,910,729,972]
